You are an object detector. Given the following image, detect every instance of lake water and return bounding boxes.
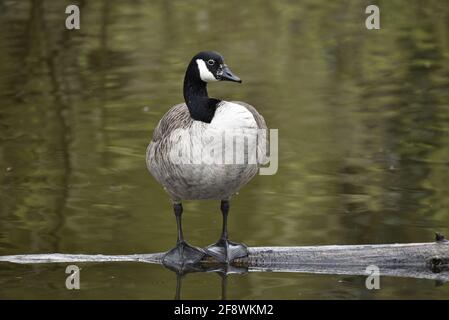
[1,0,449,299]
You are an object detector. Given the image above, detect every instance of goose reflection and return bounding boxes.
[163,263,248,300]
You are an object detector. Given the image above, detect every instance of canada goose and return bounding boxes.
[147,51,267,266]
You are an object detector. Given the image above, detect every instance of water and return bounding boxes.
[0,0,449,299]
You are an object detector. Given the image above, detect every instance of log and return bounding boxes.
[0,253,164,265]
[236,241,449,282]
[1,237,448,282]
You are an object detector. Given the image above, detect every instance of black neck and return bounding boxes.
[183,63,219,123]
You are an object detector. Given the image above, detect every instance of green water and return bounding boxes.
[1,0,449,299]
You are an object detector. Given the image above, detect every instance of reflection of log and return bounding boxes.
[1,239,448,282]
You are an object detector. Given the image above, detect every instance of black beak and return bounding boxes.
[220,66,242,83]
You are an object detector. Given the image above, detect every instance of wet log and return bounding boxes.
[1,236,448,282]
[236,240,449,282]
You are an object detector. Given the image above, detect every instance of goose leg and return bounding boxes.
[163,203,205,268]
[205,200,248,263]
[174,272,183,300]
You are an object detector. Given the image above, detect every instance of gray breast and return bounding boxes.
[146,102,267,201]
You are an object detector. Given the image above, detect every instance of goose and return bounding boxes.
[146,51,267,266]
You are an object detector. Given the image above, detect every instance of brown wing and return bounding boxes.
[151,103,192,143]
[146,103,193,201]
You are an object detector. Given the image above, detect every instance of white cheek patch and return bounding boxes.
[196,59,218,82]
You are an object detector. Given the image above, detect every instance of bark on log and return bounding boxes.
[1,240,448,282]
[237,241,449,282]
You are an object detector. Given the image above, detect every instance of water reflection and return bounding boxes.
[169,264,247,300]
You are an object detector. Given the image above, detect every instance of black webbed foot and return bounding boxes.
[163,241,205,269]
[205,239,248,264]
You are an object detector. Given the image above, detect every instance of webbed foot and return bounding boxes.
[204,239,248,264]
[163,241,205,269]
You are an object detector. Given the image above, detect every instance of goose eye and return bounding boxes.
[207,59,215,66]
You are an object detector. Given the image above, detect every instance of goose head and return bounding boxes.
[189,51,242,83]
[183,51,241,123]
